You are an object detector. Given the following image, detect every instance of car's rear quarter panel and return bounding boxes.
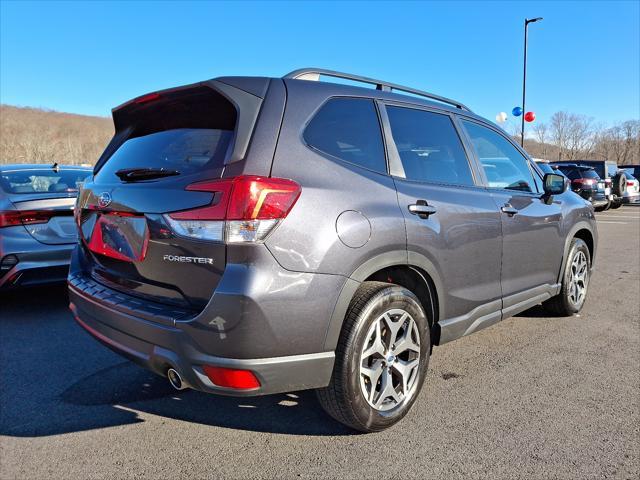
[265,80,407,276]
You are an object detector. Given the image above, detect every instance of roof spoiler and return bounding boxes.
[100,79,266,172]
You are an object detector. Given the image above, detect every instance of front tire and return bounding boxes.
[543,238,591,316]
[316,281,430,432]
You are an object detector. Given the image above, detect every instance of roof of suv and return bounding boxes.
[553,163,596,170]
[209,68,491,124]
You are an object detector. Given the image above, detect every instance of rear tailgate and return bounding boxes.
[76,80,268,312]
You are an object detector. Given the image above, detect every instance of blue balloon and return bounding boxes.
[512,107,523,116]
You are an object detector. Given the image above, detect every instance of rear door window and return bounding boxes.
[462,120,538,193]
[303,97,387,174]
[385,106,474,186]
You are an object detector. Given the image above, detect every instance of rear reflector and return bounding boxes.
[0,209,72,228]
[0,254,19,277]
[166,175,301,243]
[202,366,261,389]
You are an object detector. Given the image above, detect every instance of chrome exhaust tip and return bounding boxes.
[167,368,188,390]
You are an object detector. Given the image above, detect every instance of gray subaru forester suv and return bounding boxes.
[69,68,597,432]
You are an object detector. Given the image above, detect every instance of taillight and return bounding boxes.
[572,178,596,187]
[202,366,261,390]
[627,181,635,187]
[0,210,63,228]
[165,175,301,243]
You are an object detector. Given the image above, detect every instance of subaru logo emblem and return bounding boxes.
[98,192,112,208]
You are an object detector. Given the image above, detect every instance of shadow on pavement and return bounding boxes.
[0,286,353,438]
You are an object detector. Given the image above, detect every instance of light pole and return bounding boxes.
[521,17,543,147]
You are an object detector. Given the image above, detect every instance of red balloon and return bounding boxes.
[524,111,536,122]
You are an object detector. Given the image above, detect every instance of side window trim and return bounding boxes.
[376,100,405,178]
[378,101,482,187]
[458,115,541,195]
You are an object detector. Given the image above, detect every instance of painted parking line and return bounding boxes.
[595,215,640,219]
[596,220,629,224]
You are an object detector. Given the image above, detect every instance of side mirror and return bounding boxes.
[543,173,568,196]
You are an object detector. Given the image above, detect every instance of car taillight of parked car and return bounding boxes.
[0,210,70,228]
[572,178,596,187]
[164,175,301,243]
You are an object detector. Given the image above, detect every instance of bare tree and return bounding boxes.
[548,111,595,160]
[565,114,593,160]
[621,120,640,165]
[550,112,570,160]
[532,122,549,158]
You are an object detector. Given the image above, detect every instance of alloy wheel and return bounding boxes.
[568,250,589,307]
[359,308,421,412]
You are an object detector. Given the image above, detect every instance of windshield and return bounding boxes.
[536,163,552,173]
[0,169,89,194]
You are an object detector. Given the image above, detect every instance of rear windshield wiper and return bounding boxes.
[115,167,180,182]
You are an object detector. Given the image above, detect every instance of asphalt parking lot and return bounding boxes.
[1,207,638,480]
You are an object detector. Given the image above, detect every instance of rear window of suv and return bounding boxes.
[96,128,233,181]
[303,97,387,174]
[580,168,600,180]
[95,86,237,182]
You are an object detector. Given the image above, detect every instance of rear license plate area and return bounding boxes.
[83,211,149,262]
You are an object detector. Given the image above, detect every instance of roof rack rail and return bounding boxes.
[284,68,471,111]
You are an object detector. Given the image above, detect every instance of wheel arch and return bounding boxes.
[323,251,445,351]
[557,221,597,284]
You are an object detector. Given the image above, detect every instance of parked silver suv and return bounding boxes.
[69,69,597,432]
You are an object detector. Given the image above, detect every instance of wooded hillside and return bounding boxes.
[0,105,113,165]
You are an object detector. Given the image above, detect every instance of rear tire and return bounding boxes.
[316,281,430,432]
[543,238,591,316]
[612,173,627,197]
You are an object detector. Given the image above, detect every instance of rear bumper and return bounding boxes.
[68,285,334,396]
[68,244,342,396]
[0,231,75,289]
[622,194,640,204]
[577,190,608,207]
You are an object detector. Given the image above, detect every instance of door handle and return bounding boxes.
[408,200,437,219]
[501,203,518,216]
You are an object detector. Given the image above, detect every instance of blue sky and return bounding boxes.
[1,0,638,127]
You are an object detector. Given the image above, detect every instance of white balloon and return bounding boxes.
[495,112,508,123]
